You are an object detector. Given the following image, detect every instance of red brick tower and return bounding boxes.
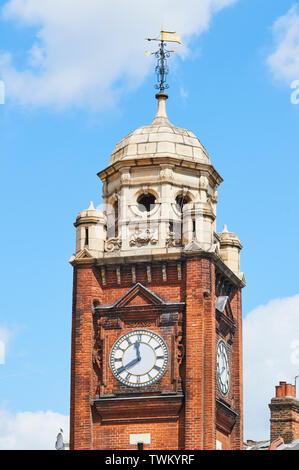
[69,91,245,450]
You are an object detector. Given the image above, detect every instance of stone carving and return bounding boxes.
[207,241,220,254]
[105,237,122,252]
[160,167,173,181]
[93,322,103,390]
[129,228,158,247]
[199,175,208,189]
[128,321,152,328]
[166,232,181,247]
[176,334,185,367]
[93,340,102,371]
[120,170,130,184]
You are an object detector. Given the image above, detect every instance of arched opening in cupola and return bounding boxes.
[137,193,156,212]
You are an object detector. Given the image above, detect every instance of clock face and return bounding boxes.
[110,329,168,388]
[216,340,230,396]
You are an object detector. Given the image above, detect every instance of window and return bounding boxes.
[169,221,182,240]
[175,195,190,212]
[113,200,119,237]
[84,227,89,246]
[107,199,119,238]
[137,193,156,212]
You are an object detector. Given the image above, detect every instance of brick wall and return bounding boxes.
[269,382,299,444]
[70,256,243,450]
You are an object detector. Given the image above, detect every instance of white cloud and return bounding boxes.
[267,5,299,83]
[0,328,11,365]
[180,86,189,100]
[0,409,69,450]
[0,0,238,110]
[244,294,299,441]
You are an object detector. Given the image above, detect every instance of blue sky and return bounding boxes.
[0,0,299,448]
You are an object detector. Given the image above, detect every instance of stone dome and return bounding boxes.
[110,93,210,165]
[75,201,105,225]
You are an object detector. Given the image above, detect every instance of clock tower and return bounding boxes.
[69,39,245,450]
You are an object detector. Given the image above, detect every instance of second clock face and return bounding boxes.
[110,329,168,388]
[216,340,230,396]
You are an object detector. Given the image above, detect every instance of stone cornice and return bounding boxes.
[98,156,223,188]
[70,249,245,288]
[74,216,104,227]
[220,239,243,250]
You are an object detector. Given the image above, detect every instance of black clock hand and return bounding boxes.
[134,341,141,360]
[117,356,140,374]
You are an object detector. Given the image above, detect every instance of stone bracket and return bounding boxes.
[92,394,184,424]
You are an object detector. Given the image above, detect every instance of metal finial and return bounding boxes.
[146,28,182,95]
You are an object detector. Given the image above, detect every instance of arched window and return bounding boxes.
[137,193,156,212]
[175,194,190,212]
[113,200,119,237]
[175,194,191,243]
[107,199,119,238]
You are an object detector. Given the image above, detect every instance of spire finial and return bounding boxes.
[152,92,168,124]
[146,28,182,96]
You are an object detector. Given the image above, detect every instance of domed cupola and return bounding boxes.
[97,91,223,259]
[110,92,210,166]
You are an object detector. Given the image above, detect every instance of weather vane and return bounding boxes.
[146,27,182,94]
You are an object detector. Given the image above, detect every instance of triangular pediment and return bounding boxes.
[75,248,94,259]
[114,283,165,309]
[69,248,95,265]
[183,239,203,252]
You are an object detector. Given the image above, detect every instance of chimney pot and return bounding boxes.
[275,381,295,398]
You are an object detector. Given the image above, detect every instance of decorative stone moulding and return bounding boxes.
[105,237,122,252]
[129,201,161,218]
[129,228,158,247]
[166,233,182,248]
[160,166,174,181]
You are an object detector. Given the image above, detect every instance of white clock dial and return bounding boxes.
[110,329,168,388]
[216,340,230,396]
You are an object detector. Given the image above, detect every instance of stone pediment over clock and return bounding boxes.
[94,283,185,327]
